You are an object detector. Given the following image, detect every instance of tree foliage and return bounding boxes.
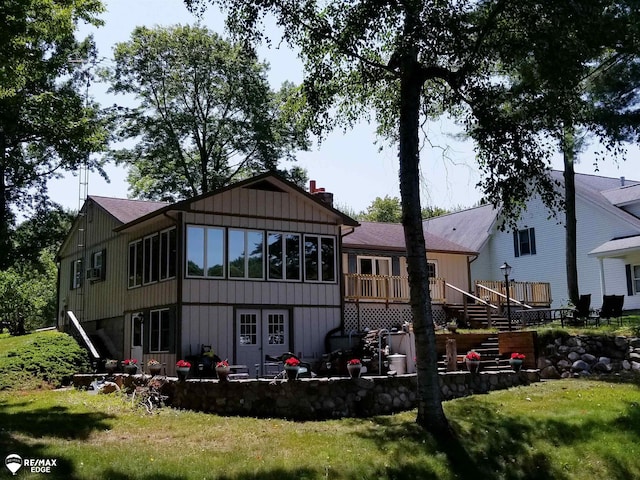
[0,0,110,269]
[186,0,640,436]
[105,25,310,201]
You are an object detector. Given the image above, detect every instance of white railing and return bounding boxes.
[67,311,100,360]
[343,274,446,303]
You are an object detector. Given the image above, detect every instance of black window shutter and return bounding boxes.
[513,231,520,257]
[625,264,634,296]
[529,228,537,255]
[69,260,74,289]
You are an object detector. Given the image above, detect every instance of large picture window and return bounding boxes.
[228,229,264,279]
[513,228,537,257]
[268,232,301,281]
[186,226,224,277]
[70,258,83,289]
[149,308,171,352]
[304,235,336,282]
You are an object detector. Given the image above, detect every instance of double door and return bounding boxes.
[236,309,290,375]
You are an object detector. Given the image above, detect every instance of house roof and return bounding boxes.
[588,234,640,257]
[422,203,499,253]
[342,221,477,255]
[89,196,169,225]
[600,182,640,206]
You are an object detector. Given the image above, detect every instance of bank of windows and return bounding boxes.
[186,226,335,283]
[633,265,640,294]
[128,227,177,289]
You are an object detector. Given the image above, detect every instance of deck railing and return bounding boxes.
[343,274,446,303]
[474,280,552,307]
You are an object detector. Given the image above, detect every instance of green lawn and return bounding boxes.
[1,379,639,479]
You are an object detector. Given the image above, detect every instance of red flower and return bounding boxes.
[176,360,191,368]
[347,358,361,365]
[511,353,526,360]
[284,357,300,367]
[123,358,137,365]
[216,360,229,368]
[465,351,481,361]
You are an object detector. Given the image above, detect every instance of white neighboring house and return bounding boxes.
[424,171,640,311]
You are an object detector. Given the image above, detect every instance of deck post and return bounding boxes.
[445,338,457,371]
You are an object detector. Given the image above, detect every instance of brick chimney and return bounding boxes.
[309,180,334,207]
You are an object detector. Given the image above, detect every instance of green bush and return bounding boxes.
[0,330,92,390]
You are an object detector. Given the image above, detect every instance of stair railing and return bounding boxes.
[445,282,498,327]
[66,311,101,365]
[476,283,533,310]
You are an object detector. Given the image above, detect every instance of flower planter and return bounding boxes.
[176,366,190,381]
[465,359,480,373]
[124,364,138,375]
[105,363,118,375]
[216,366,231,382]
[347,364,362,379]
[509,359,523,372]
[148,364,162,376]
[284,365,299,380]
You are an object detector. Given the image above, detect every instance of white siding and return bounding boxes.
[473,194,640,309]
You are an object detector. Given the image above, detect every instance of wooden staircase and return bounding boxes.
[446,303,516,331]
[438,335,513,372]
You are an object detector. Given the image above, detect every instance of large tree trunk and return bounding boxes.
[0,130,11,270]
[399,53,449,436]
[563,126,579,305]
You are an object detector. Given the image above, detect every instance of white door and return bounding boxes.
[130,313,144,361]
[358,256,391,298]
[236,309,289,375]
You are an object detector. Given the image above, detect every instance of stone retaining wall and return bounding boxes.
[74,369,540,420]
[537,334,640,378]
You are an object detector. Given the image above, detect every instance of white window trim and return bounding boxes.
[149,308,170,353]
[356,255,392,276]
[303,234,337,283]
[228,228,265,281]
[267,231,302,282]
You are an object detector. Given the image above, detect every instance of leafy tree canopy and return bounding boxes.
[104,24,310,201]
[0,0,110,269]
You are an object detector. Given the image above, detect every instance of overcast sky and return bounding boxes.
[47,0,640,215]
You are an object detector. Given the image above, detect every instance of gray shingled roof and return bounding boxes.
[343,221,477,255]
[589,234,640,257]
[422,203,498,253]
[89,196,169,225]
[600,183,640,206]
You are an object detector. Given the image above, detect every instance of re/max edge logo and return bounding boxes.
[5,454,58,475]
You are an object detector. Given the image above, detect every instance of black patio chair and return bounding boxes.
[597,295,625,326]
[565,294,591,326]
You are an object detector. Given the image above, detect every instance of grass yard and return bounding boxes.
[1,379,639,479]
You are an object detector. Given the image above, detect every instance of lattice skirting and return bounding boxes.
[343,303,446,332]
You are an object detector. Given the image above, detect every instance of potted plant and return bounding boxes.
[147,359,162,375]
[509,352,526,372]
[122,358,138,375]
[176,360,191,381]
[215,359,231,381]
[284,357,301,380]
[346,358,362,378]
[104,359,118,374]
[465,350,481,373]
[447,320,458,333]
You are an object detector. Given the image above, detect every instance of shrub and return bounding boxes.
[0,331,91,390]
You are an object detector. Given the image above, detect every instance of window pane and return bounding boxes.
[239,313,257,345]
[285,234,300,280]
[519,230,531,255]
[268,313,285,345]
[247,231,264,279]
[206,228,224,277]
[268,233,283,280]
[135,240,143,286]
[160,231,169,280]
[168,228,176,278]
[160,310,171,351]
[151,234,159,282]
[321,237,335,282]
[128,244,136,287]
[359,258,373,275]
[305,236,319,281]
[143,237,152,283]
[150,311,160,352]
[187,226,205,276]
[228,230,245,277]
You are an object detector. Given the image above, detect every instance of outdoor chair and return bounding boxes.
[566,294,591,326]
[597,295,625,326]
